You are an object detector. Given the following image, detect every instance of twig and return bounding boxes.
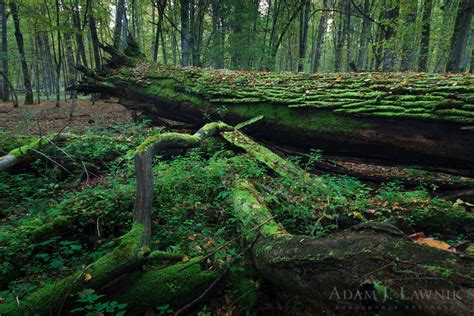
[28,148,72,174]
[175,268,229,316]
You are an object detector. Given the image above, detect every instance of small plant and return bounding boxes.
[71,289,127,315]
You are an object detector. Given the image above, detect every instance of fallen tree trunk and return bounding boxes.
[232,180,474,315]
[76,51,474,175]
[0,134,70,172]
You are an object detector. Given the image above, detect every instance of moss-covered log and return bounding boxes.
[232,180,474,315]
[0,134,70,172]
[77,58,474,175]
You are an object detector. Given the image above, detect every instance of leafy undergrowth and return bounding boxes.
[0,121,472,314]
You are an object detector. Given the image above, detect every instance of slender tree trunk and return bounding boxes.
[114,0,125,49]
[379,0,399,72]
[356,0,371,70]
[334,2,344,72]
[446,0,473,72]
[418,0,433,72]
[297,0,310,72]
[0,0,8,102]
[9,1,33,105]
[310,0,327,73]
[88,10,101,69]
[400,0,418,71]
[64,32,76,99]
[32,35,40,103]
[54,0,61,107]
[153,0,167,63]
[122,14,128,49]
[343,1,352,71]
[210,0,222,69]
[42,33,55,95]
[72,0,87,67]
[180,0,190,66]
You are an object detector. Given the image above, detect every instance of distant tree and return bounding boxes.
[0,0,8,101]
[418,0,433,72]
[446,0,473,72]
[9,1,33,105]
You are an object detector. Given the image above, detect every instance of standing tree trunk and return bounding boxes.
[334,1,344,72]
[9,1,34,105]
[297,0,310,72]
[153,0,167,62]
[418,0,433,72]
[72,0,87,67]
[0,0,8,102]
[180,0,191,66]
[311,0,327,72]
[381,0,400,72]
[114,0,126,49]
[210,0,223,69]
[400,0,418,71]
[356,0,371,70]
[54,0,62,107]
[88,4,101,69]
[343,1,352,71]
[446,0,473,72]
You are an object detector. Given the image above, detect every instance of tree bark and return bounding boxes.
[72,0,87,67]
[356,0,371,71]
[0,0,8,102]
[9,1,34,105]
[446,0,473,72]
[310,0,327,72]
[88,11,101,69]
[418,0,433,72]
[297,0,310,72]
[180,0,191,66]
[210,0,223,69]
[114,0,126,49]
[400,0,418,71]
[152,0,167,62]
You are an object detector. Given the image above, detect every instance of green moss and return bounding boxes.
[117,257,216,311]
[229,104,370,134]
[232,180,285,237]
[138,78,210,108]
[228,269,259,310]
[0,133,36,155]
[0,222,146,315]
[222,130,304,178]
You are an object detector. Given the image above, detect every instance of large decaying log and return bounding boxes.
[76,52,474,175]
[232,180,474,315]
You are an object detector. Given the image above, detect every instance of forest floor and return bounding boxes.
[0,98,132,135]
[1,98,472,199]
[1,98,473,314]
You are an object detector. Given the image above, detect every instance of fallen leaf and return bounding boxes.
[409,232,452,251]
[84,273,92,281]
[182,256,189,263]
